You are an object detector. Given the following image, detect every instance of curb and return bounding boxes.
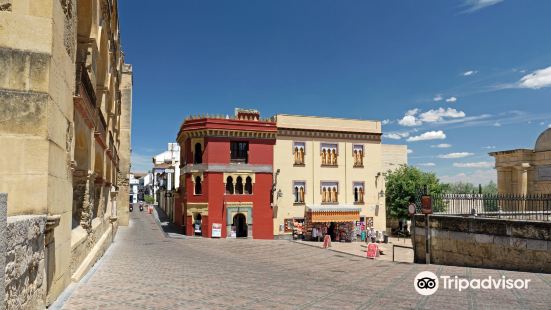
[150,205,186,240]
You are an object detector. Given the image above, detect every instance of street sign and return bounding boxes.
[212,223,222,238]
[408,203,416,216]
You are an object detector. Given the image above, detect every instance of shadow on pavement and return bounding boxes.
[151,204,186,237]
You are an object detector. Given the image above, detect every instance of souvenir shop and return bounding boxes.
[303,206,361,242]
[284,217,305,240]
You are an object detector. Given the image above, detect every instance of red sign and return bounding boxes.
[366,243,379,259]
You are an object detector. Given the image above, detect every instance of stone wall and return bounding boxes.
[0,194,6,309]
[413,215,551,273]
[4,215,47,310]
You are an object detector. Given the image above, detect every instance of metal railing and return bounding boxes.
[430,193,551,221]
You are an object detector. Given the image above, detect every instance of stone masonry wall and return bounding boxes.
[4,215,47,310]
[0,194,6,309]
[413,215,551,273]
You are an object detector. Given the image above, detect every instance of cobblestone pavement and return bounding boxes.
[61,211,551,309]
[294,237,414,263]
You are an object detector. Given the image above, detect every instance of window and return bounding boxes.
[353,145,364,167]
[321,182,338,203]
[293,142,305,165]
[245,176,253,194]
[353,182,364,203]
[293,181,305,204]
[230,141,248,163]
[235,176,244,194]
[194,176,202,195]
[226,176,234,194]
[320,143,338,166]
[194,143,202,164]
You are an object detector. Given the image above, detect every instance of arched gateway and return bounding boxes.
[233,213,248,238]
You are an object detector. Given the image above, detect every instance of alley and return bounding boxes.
[59,211,551,309]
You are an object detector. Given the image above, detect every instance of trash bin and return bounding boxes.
[383,234,389,244]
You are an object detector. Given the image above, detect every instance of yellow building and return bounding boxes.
[490,128,551,195]
[0,0,131,305]
[272,114,407,239]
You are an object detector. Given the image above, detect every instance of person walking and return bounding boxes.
[368,227,376,243]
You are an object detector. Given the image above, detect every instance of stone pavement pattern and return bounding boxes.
[295,236,414,263]
[61,211,551,309]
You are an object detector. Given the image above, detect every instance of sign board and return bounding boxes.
[164,169,175,173]
[421,195,432,214]
[194,224,201,233]
[537,166,551,181]
[408,203,416,216]
[366,243,379,259]
[212,223,222,238]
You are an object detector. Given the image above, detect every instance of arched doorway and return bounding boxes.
[194,213,202,236]
[233,213,247,238]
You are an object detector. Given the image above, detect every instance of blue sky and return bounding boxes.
[120,0,551,184]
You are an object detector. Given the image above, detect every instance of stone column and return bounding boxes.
[520,163,530,196]
[0,193,6,309]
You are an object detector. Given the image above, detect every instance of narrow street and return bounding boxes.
[59,211,551,309]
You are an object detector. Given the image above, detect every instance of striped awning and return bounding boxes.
[306,205,361,223]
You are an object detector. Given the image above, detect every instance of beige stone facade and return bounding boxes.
[490,128,551,195]
[273,114,407,237]
[0,0,132,305]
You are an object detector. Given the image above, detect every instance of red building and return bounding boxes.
[176,109,277,239]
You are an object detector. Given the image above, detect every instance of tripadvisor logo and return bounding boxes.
[414,271,531,296]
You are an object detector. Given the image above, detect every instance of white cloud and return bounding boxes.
[482,146,496,149]
[418,163,436,167]
[398,115,422,127]
[445,97,457,103]
[460,0,504,13]
[397,107,466,127]
[540,122,545,126]
[384,133,402,140]
[493,122,501,127]
[463,70,478,76]
[382,119,392,125]
[419,108,465,123]
[549,123,551,128]
[439,169,497,185]
[383,131,410,140]
[453,162,494,168]
[407,149,413,154]
[438,152,474,159]
[518,66,551,89]
[431,143,452,148]
[407,130,447,142]
[433,95,443,102]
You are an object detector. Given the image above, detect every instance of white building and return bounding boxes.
[129,174,139,204]
[152,143,181,204]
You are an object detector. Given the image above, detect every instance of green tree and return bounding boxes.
[445,182,477,194]
[144,195,154,204]
[385,165,448,219]
[482,181,498,195]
